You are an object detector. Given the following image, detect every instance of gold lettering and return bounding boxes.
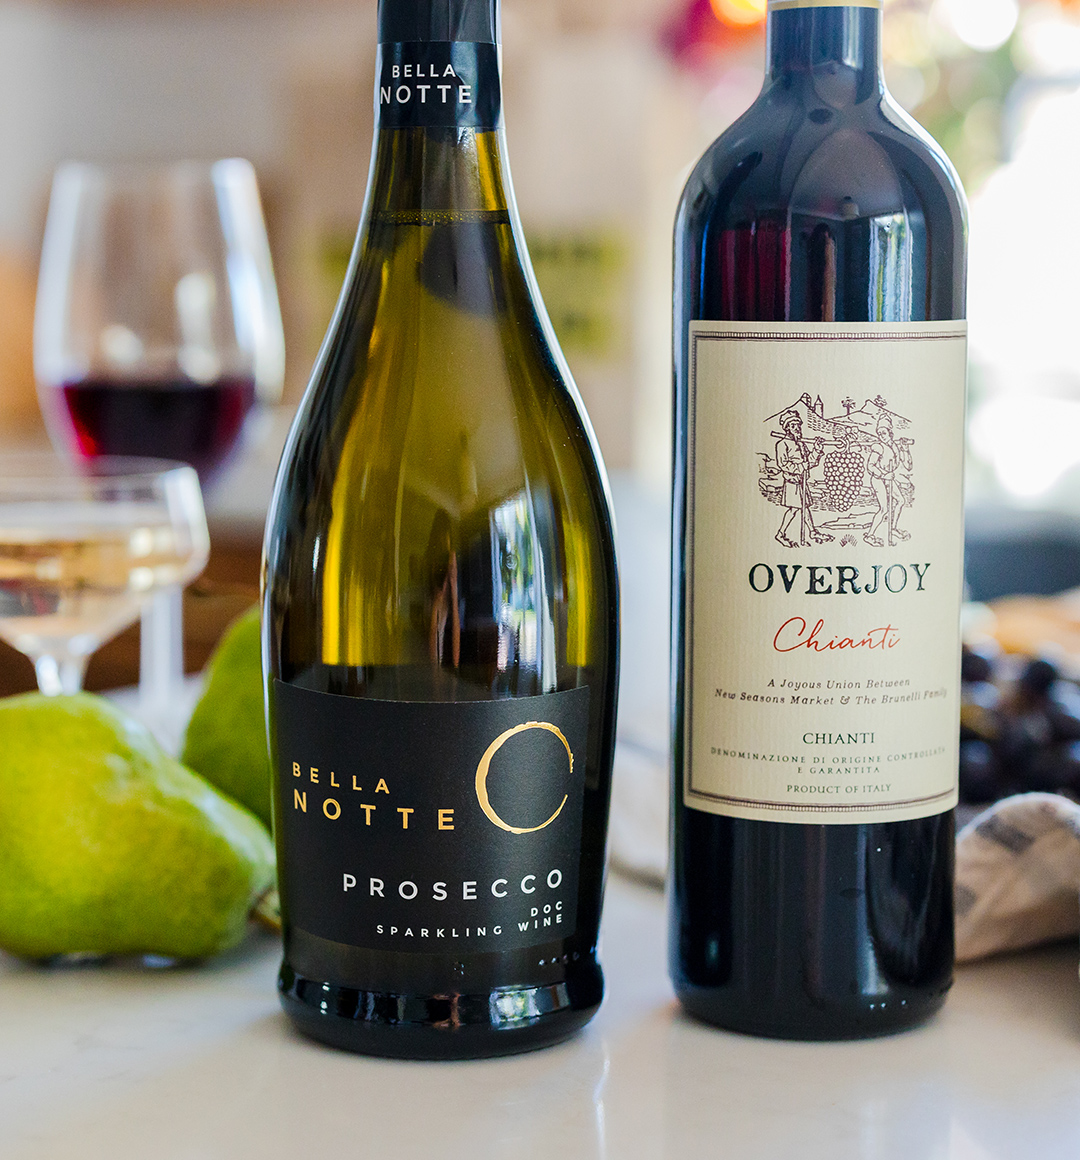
[294,789,307,812]
[439,809,455,831]
[330,771,340,788]
[376,778,390,795]
[474,723,570,835]
[352,776,363,792]
[310,767,319,783]
[398,808,414,829]
[360,804,376,825]
[292,762,302,778]
[323,798,341,820]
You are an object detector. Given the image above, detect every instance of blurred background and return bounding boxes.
[3,0,1080,696]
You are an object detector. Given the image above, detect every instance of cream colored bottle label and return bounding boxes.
[684,321,966,825]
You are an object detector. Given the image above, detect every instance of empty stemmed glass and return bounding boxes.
[0,455,209,698]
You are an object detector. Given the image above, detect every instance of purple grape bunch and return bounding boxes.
[822,445,865,512]
[960,648,1080,806]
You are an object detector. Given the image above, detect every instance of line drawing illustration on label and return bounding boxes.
[762,393,916,550]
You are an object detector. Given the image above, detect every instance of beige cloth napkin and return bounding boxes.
[609,740,669,886]
[956,793,1080,963]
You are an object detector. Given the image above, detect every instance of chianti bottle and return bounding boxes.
[264,0,619,1059]
[671,0,967,1039]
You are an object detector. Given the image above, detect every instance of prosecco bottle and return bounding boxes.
[671,0,967,1039]
[264,0,619,1059]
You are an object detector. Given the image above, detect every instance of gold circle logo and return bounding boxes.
[474,722,572,835]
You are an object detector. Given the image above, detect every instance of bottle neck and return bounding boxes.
[766,3,883,104]
[366,125,512,220]
[379,0,499,46]
[368,40,510,217]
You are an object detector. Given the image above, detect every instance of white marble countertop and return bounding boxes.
[3,433,1078,1155]
[2,873,1079,1160]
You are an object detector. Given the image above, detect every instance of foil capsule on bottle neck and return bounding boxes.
[378,0,500,46]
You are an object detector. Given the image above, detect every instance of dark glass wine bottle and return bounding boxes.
[264,0,619,1059]
[671,0,967,1039]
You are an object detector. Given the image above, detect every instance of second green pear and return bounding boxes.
[182,606,273,828]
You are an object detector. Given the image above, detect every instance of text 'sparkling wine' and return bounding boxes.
[263,0,619,1059]
[671,0,967,1039]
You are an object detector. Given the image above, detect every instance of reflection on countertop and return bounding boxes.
[1,874,1078,1160]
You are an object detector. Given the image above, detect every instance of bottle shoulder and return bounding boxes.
[271,221,613,540]
[677,87,967,239]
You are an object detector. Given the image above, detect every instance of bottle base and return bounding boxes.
[279,963,604,1060]
[673,981,950,1042]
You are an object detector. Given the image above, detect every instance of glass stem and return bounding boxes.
[141,586,185,717]
[34,654,88,696]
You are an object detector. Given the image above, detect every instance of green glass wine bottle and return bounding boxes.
[263,0,620,1059]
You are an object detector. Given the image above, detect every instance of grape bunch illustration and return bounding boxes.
[822,442,865,511]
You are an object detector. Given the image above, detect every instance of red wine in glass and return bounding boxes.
[35,160,284,488]
[56,376,257,482]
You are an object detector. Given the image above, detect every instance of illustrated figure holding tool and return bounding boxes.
[864,414,914,547]
[773,410,833,548]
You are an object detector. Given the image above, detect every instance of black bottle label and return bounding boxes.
[377,42,502,130]
[273,681,589,954]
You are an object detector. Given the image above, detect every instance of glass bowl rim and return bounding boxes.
[0,453,200,489]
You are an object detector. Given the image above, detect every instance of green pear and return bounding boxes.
[0,693,275,960]
[182,606,272,828]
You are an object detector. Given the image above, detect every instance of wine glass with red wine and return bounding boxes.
[33,159,284,743]
[35,159,284,480]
